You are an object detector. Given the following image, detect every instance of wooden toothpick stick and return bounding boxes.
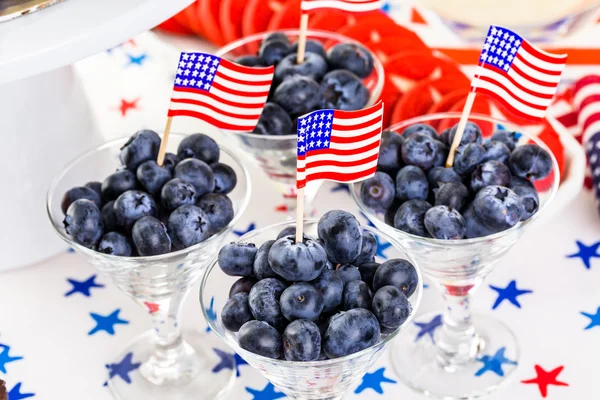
[156,117,173,166]
[445,91,477,167]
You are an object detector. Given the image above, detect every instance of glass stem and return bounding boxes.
[435,288,482,369]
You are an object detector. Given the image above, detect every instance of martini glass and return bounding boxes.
[215,30,385,218]
[200,219,423,400]
[46,133,251,400]
[351,113,559,399]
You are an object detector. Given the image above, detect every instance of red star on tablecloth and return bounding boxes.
[144,302,159,314]
[115,98,140,117]
[521,365,569,398]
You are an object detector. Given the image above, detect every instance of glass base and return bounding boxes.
[391,312,519,399]
[107,330,235,400]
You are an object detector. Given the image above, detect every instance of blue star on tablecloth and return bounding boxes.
[489,280,532,309]
[330,183,350,194]
[566,240,600,269]
[475,347,517,377]
[245,382,286,400]
[104,352,140,385]
[581,306,600,330]
[355,367,397,394]
[211,349,248,377]
[7,382,35,400]
[88,309,129,336]
[414,314,442,342]
[126,53,148,66]
[361,213,392,259]
[65,274,105,297]
[205,297,217,333]
[0,344,23,373]
[234,223,256,237]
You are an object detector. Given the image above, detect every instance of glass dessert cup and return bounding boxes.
[46,134,251,400]
[351,113,559,399]
[215,29,385,218]
[200,220,423,400]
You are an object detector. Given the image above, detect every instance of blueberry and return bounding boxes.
[463,205,497,239]
[401,133,439,169]
[253,240,278,280]
[248,278,287,329]
[290,39,327,59]
[511,184,539,221]
[119,129,161,171]
[447,122,483,146]
[427,166,462,188]
[280,283,324,321]
[355,230,377,266]
[131,216,171,256]
[210,162,237,194]
[453,143,486,176]
[360,172,395,211]
[432,140,449,167]
[470,160,511,192]
[262,32,291,45]
[393,199,432,237]
[318,210,362,265]
[327,43,374,78]
[377,130,405,174]
[84,181,102,198]
[268,236,328,281]
[63,199,103,248]
[177,133,220,164]
[395,165,429,202]
[372,286,411,329]
[101,201,119,232]
[162,152,180,172]
[491,130,518,151]
[101,170,137,201]
[483,140,511,164]
[259,40,290,66]
[358,262,379,288]
[234,55,265,67]
[98,231,132,256]
[424,205,466,240]
[61,186,102,214]
[167,205,212,249]
[372,259,418,297]
[253,102,293,137]
[222,292,254,332]
[310,268,344,313]
[174,158,215,197]
[229,277,258,298]
[473,185,522,230]
[218,242,258,276]
[401,123,438,140]
[283,319,321,361]
[275,52,328,81]
[323,309,381,358]
[136,160,172,196]
[343,280,372,310]
[320,70,369,111]
[273,75,321,115]
[434,181,469,211]
[113,190,158,231]
[197,193,234,233]
[336,264,361,283]
[161,178,196,211]
[238,320,282,359]
[439,128,451,145]
[509,144,553,181]
[277,226,297,240]
[510,175,534,188]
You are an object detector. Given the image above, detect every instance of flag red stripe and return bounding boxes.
[579,94,600,112]
[215,71,273,86]
[515,53,563,76]
[556,110,578,128]
[332,114,383,131]
[298,139,381,158]
[509,64,558,87]
[333,104,384,120]
[329,127,381,144]
[583,113,600,131]
[167,109,256,130]
[477,88,541,122]
[297,168,377,188]
[169,98,261,120]
[520,41,568,64]
[476,76,547,110]
[219,58,275,75]
[210,80,270,97]
[297,153,379,173]
[481,64,555,99]
[172,87,265,108]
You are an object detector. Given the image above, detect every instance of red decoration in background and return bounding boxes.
[410,7,426,24]
[144,302,160,314]
[115,98,140,117]
[521,365,569,398]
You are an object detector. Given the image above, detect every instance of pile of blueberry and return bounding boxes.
[236,32,374,136]
[360,122,553,239]
[218,210,416,361]
[61,131,238,256]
